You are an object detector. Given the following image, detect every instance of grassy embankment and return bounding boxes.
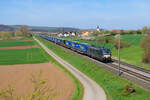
[77,34,150,70]
[37,36,150,100]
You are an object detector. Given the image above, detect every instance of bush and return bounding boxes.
[114,39,131,49]
[0,32,10,40]
[97,36,115,44]
[141,34,150,63]
[121,85,136,96]
[15,30,23,36]
[142,49,150,63]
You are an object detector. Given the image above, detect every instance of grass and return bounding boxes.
[0,36,33,41]
[121,34,145,46]
[37,36,150,100]
[0,41,35,47]
[112,46,150,70]
[112,34,150,70]
[0,37,49,65]
[35,38,83,100]
[20,37,34,40]
[0,48,48,65]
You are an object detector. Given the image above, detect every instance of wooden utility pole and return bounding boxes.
[118,34,121,76]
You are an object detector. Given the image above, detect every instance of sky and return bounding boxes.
[0,0,150,29]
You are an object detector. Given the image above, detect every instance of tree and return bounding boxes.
[103,30,109,34]
[147,28,150,34]
[0,31,9,40]
[94,31,102,36]
[141,26,148,34]
[137,30,142,34]
[0,32,1,38]
[20,25,31,37]
[141,34,150,63]
[109,30,116,35]
[128,30,136,34]
[15,30,23,36]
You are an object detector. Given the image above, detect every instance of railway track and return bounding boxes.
[42,37,150,90]
[107,63,150,82]
[112,59,150,74]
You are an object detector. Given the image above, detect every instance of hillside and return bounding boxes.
[0,24,80,32]
[0,25,15,31]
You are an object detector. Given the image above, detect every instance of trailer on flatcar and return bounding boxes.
[39,34,111,62]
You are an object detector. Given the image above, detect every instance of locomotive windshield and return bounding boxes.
[103,49,110,55]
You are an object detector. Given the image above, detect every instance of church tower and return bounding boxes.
[96,26,100,32]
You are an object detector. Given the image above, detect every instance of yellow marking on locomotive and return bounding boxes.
[66,42,69,45]
[72,43,75,47]
[80,45,84,49]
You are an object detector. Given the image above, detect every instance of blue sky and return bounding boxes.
[0,0,150,29]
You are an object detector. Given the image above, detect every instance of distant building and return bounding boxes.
[57,31,76,37]
[81,30,94,36]
[70,32,76,36]
[57,33,63,37]
[64,33,69,37]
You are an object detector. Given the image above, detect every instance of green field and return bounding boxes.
[121,34,145,46]
[75,34,150,70]
[76,34,144,49]
[0,41,35,47]
[112,34,150,70]
[0,48,48,65]
[0,38,48,65]
[37,36,150,100]
[111,46,150,69]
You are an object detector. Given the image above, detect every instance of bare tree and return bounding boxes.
[141,34,150,63]
[15,30,23,36]
[20,25,31,37]
[0,31,10,40]
[141,26,148,34]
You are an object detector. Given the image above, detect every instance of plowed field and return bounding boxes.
[0,63,74,100]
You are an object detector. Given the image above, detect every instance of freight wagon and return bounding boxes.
[39,34,111,62]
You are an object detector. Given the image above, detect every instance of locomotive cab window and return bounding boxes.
[103,50,110,55]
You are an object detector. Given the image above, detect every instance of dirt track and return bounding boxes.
[0,45,39,50]
[0,63,74,100]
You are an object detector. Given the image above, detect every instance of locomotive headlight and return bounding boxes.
[103,55,111,58]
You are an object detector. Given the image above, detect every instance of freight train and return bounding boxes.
[39,34,112,62]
